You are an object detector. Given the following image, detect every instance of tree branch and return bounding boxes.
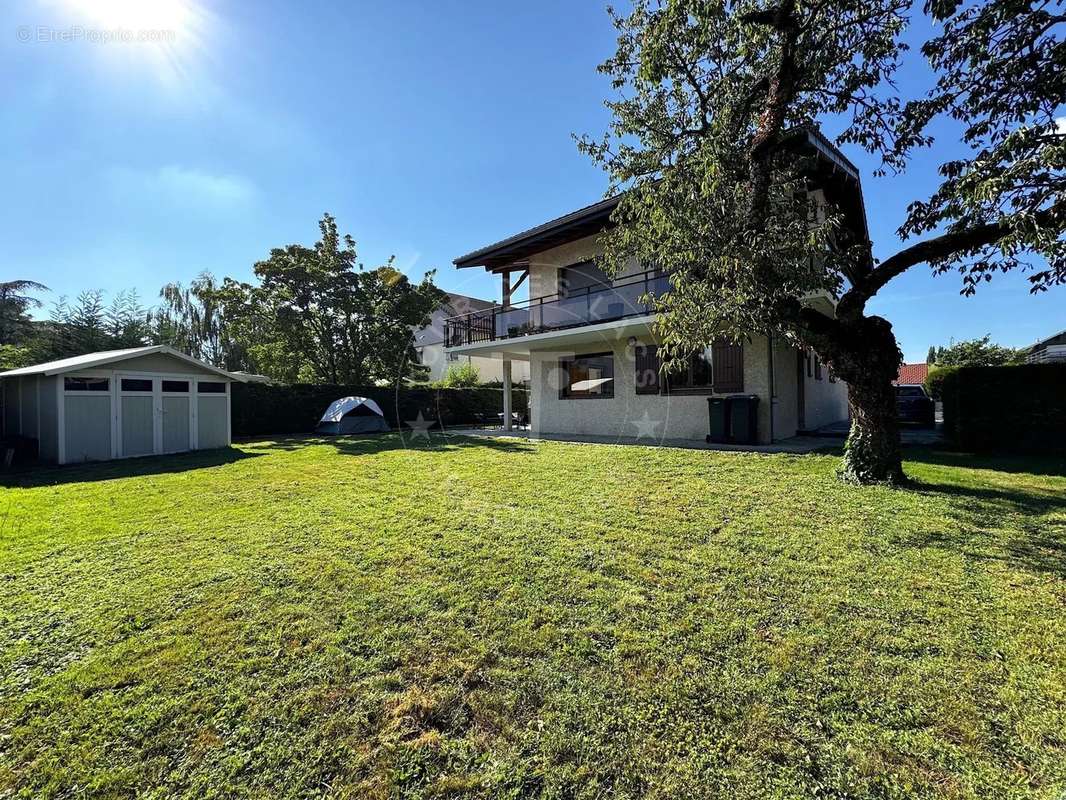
[837,200,1064,319]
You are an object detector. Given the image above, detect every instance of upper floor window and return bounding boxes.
[558,260,612,298]
[560,352,614,398]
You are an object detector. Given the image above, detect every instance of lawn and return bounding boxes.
[1,435,1063,799]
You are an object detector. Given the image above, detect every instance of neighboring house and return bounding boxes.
[414,292,530,384]
[1026,330,1066,363]
[894,363,929,386]
[445,130,853,443]
[0,345,243,464]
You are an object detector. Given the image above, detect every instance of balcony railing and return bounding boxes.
[445,269,669,347]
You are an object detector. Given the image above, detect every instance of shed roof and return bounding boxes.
[0,345,243,380]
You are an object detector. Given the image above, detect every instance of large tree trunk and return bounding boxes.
[810,314,905,485]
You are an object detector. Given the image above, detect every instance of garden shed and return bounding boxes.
[0,345,244,464]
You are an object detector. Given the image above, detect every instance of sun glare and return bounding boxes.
[68,0,192,33]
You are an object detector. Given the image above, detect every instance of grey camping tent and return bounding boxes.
[316,396,390,435]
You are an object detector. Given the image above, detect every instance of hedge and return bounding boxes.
[941,364,1066,453]
[231,382,529,438]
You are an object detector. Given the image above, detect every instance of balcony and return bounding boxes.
[445,269,669,348]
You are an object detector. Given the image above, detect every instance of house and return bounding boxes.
[444,130,854,444]
[0,345,243,464]
[894,363,929,386]
[414,292,530,384]
[1026,330,1066,363]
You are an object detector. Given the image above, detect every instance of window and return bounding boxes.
[121,378,152,392]
[162,380,189,393]
[65,376,109,392]
[560,352,614,398]
[806,351,812,378]
[814,356,823,380]
[197,381,226,394]
[667,349,714,391]
[635,343,660,395]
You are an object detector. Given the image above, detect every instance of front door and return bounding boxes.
[118,375,192,457]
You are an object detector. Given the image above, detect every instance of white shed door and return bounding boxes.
[118,375,193,457]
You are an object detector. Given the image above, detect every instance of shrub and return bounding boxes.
[231,382,528,437]
[438,363,481,388]
[940,364,1066,453]
[923,365,959,401]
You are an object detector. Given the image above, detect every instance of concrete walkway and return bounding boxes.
[446,422,945,453]
[445,428,836,454]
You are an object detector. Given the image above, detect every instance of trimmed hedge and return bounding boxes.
[941,364,1066,453]
[231,382,529,438]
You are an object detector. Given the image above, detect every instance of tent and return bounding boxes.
[315,396,390,435]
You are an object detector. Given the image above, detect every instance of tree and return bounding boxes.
[0,280,48,345]
[106,290,150,349]
[932,335,1024,367]
[219,213,445,384]
[581,0,1063,483]
[152,273,243,369]
[926,346,937,365]
[69,290,110,353]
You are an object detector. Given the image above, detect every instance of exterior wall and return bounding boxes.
[64,394,112,463]
[114,353,221,376]
[19,376,39,439]
[197,396,229,449]
[527,232,641,300]
[2,378,20,435]
[418,341,529,385]
[802,359,849,430]
[530,334,781,444]
[38,376,58,462]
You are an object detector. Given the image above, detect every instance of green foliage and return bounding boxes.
[941,363,1066,452]
[1,441,1063,796]
[0,344,32,371]
[437,362,481,387]
[0,280,48,345]
[218,213,446,385]
[923,364,959,401]
[230,382,528,437]
[926,345,937,365]
[931,335,1026,368]
[150,273,243,369]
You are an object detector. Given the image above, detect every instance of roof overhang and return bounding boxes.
[0,345,244,381]
[453,128,868,271]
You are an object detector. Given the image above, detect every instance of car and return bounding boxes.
[895,383,936,427]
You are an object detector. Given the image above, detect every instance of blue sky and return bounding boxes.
[2,0,1061,362]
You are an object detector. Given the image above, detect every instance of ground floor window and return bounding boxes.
[560,352,614,398]
[65,376,109,391]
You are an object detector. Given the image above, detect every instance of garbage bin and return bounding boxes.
[706,397,729,443]
[728,395,759,444]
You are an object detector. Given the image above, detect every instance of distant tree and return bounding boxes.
[581,0,1064,483]
[219,214,445,384]
[933,335,1025,367]
[106,290,150,349]
[70,290,109,353]
[151,272,242,368]
[926,346,937,365]
[0,280,48,345]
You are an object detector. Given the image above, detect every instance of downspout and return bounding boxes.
[767,332,775,443]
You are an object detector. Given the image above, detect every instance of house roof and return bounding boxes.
[1029,328,1066,352]
[0,345,243,381]
[894,363,929,385]
[453,127,868,271]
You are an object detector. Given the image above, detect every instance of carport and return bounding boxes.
[0,345,245,464]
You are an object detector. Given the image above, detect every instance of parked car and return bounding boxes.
[895,384,935,427]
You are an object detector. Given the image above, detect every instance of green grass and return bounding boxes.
[1,435,1063,799]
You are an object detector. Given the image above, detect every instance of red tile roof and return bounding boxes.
[894,363,929,385]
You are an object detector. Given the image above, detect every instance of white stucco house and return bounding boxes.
[0,345,243,464]
[443,130,857,444]
[414,293,530,384]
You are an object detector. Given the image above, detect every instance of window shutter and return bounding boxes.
[712,339,744,393]
[634,343,660,394]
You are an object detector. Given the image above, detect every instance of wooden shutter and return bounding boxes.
[712,339,744,393]
[634,343,661,394]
